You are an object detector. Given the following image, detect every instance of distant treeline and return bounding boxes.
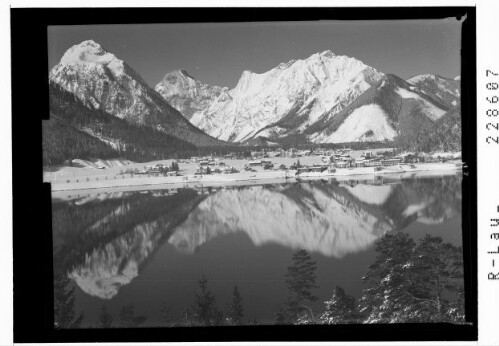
[278,140,395,151]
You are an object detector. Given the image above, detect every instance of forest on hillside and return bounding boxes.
[43,83,199,165]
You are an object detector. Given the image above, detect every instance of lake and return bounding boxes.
[52,174,464,327]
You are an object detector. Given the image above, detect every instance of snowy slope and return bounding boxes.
[49,40,224,147]
[185,51,384,142]
[312,104,397,143]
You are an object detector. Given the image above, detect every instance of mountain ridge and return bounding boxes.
[157,51,460,148]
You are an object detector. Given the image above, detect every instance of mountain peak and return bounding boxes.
[59,39,117,65]
[78,39,102,49]
[319,49,335,57]
[163,69,195,82]
[155,68,227,120]
[178,69,192,77]
[407,74,455,84]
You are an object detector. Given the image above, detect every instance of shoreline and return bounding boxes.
[48,162,462,195]
[49,170,294,192]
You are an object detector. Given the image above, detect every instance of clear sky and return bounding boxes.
[48,19,462,89]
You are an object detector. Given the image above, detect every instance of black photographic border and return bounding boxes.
[11,6,477,343]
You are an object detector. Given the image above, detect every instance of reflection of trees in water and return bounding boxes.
[53,273,83,329]
[117,305,147,328]
[96,305,113,328]
[93,304,147,328]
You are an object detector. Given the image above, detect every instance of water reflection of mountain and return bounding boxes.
[52,176,461,300]
[169,176,462,257]
[52,189,207,299]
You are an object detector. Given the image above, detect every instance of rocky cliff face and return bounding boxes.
[155,69,228,120]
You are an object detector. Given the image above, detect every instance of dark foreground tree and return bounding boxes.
[96,305,113,328]
[359,233,465,323]
[53,274,83,329]
[191,275,223,326]
[284,249,319,323]
[405,234,464,322]
[359,233,415,323]
[320,286,360,324]
[117,305,147,328]
[228,285,245,325]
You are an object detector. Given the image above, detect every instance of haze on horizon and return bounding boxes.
[48,19,462,90]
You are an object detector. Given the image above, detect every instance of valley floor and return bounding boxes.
[43,149,462,194]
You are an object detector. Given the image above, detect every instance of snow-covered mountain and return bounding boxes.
[169,51,384,142]
[49,40,224,147]
[407,74,461,108]
[158,51,459,145]
[155,70,228,120]
[306,74,450,143]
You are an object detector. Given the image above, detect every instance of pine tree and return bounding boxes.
[404,234,465,322]
[359,233,465,323]
[284,249,319,322]
[191,276,223,326]
[228,285,245,325]
[320,286,359,324]
[117,305,147,328]
[96,305,113,328]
